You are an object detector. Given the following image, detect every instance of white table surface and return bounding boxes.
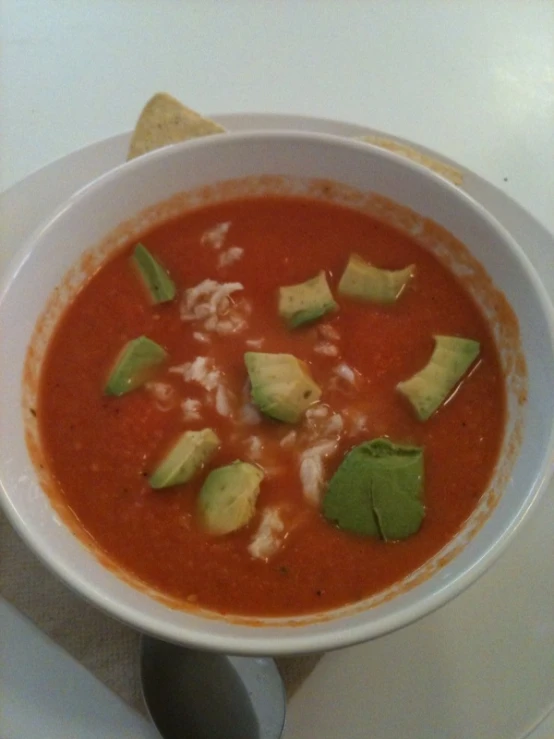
[2,1,554,737]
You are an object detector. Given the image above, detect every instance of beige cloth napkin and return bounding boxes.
[0,508,321,713]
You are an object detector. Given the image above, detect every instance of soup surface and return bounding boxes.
[37,195,505,617]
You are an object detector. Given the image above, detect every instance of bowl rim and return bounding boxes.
[1,129,554,655]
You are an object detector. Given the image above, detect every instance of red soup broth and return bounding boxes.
[37,195,505,617]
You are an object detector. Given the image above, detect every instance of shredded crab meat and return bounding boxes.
[349,410,368,433]
[192,331,210,344]
[180,280,250,336]
[204,312,248,335]
[280,430,297,448]
[299,456,325,506]
[215,385,234,418]
[171,358,236,419]
[240,403,262,425]
[314,342,339,357]
[300,439,340,505]
[305,405,330,421]
[328,363,362,396]
[181,398,202,421]
[333,362,359,385]
[218,246,244,268]
[169,357,220,391]
[324,413,344,436]
[246,435,263,458]
[245,338,264,349]
[200,221,231,250]
[318,323,341,342]
[305,405,343,438]
[248,508,285,560]
[145,382,176,410]
[180,280,244,320]
[297,405,344,505]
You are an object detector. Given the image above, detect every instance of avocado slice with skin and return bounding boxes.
[199,461,264,535]
[397,335,480,421]
[278,270,337,328]
[132,243,176,304]
[323,438,424,541]
[244,352,322,423]
[149,428,220,489]
[105,336,167,396]
[338,253,414,304]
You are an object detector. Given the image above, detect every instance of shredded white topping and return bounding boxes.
[145,382,176,411]
[204,313,248,335]
[215,385,234,418]
[324,413,344,436]
[192,331,211,344]
[314,342,339,357]
[306,439,340,457]
[218,246,244,268]
[200,221,231,250]
[299,456,324,506]
[180,280,250,335]
[349,409,368,433]
[318,323,340,342]
[297,405,343,505]
[246,435,263,458]
[181,398,202,421]
[240,403,262,425]
[300,440,339,505]
[245,338,264,349]
[171,357,237,419]
[280,430,297,448]
[306,405,330,421]
[248,508,285,560]
[180,279,244,321]
[169,356,220,391]
[305,405,343,437]
[334,362,356,384]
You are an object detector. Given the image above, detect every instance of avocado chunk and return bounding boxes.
[132,243,176,303]
[278,270,337,328]
[149,428,220,489]
[397,335,480,421]
[338,253,414,303]
[323,438,424,541]
[105,336,167,396]
[244,352,322,423]
[199,461,264,535]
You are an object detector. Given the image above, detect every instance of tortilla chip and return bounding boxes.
[127,93,225,160]
[357,135,464,186]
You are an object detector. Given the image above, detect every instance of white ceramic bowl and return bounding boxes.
[1,132,553,655]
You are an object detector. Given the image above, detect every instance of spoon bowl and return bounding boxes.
[141,635,287,739]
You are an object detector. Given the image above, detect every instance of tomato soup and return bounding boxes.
[37,195,505,617]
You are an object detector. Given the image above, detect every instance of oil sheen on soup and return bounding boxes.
[37,195,505,617]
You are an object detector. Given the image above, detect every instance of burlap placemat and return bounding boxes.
[0,509,321,713]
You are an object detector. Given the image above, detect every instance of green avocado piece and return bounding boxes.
[244,352,322,423]
[397,335,480,421]
[338,253,414,304]
[132,243,176,303]
[278,270,337,328]
[323,438,424,541]
[105,336,167,396]
[149,428,220,489]
[199,461,264,535]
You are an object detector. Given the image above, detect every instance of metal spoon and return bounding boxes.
[141,635,287,739]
